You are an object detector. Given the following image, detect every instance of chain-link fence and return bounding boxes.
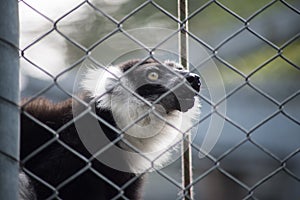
[2,0,299,199]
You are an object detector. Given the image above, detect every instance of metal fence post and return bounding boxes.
[0,0,20,199]
[178,0,194,199]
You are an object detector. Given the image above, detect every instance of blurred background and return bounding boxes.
[19,0,300,199]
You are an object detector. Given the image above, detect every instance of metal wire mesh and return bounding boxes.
[18,0,299,199]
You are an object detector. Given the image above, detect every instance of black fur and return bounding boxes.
[20,97,145,200]
[20,59,201,200]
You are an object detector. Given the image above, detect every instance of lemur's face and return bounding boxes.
[123,60,201,112]
[82,59,201,113]
[80,59,201,171]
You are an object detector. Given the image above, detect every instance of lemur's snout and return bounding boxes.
[186,73,201,92]
[176,69,201,93]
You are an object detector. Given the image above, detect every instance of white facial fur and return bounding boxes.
[81,61,200,172]
[81,65,123,109]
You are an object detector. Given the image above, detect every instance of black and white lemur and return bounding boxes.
[20,59,201,200]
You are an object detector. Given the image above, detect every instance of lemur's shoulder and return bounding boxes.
[21,98,73,121]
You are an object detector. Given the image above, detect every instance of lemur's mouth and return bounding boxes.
[135,84,168,99]
[136,81,200,113]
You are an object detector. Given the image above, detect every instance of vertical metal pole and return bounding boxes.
[0,0,20,200]
[178,0,189,68]
[178,0,193,199]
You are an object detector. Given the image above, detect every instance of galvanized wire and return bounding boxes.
[17,0,300,199]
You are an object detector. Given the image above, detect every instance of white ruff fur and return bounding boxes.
[82,64,200,173]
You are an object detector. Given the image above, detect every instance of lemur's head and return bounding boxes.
[81,59,201,171]
[82,59,201,114]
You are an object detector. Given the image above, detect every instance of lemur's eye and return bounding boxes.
[147,71,159,81]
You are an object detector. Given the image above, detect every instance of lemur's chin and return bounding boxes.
[151,93,197,113]
[175,97,197,112]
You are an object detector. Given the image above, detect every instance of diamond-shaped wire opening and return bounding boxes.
[219,141,280,186]
[122,3,178,30]
[251,114,300,159]
[217,29,278,75]
[201,118,246,158]
[189,2,243,47]
[193,168,249,200]
[22,31,79,77]
[249,1,300,47]
[144,170,181,199]
[253,170,300,199]
[56,3,117,49]
[21,38,86,99]
[87,38,147,67]
[204,57,245,94]
[250,57,300,102]
[21,128,90,199]
[19,2,53,49]
[222,84,278,130]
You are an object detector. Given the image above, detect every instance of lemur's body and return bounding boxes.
[20,59,201,200]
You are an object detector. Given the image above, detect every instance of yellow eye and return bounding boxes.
[147,72,159,81]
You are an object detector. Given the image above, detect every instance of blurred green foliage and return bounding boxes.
[58,0,299,83]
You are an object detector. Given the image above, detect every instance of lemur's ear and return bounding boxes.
[81,66,122,98]
[105,76,119,92]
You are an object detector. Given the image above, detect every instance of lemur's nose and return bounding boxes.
[174,69,201,92]
[186,73,201,92]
